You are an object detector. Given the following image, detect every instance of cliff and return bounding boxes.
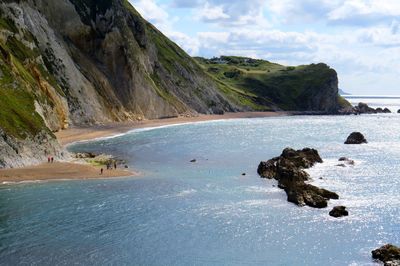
[0,1,348,168]
[196,56,350,113]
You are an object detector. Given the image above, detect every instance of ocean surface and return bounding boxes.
[345,95,400,112]
[0,98,399,265]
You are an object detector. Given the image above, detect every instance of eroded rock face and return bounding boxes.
[258,148,338,208]
[372,244,400,265]
[345,132,367,144]
[329,206,349,218]
[0,129,67,169]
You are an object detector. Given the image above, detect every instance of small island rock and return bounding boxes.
[329,206,349,218]
[258,148,338,209]
[372,244,400,265]
[345,132,367,144]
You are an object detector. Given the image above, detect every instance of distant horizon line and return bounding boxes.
[343,95,400,99]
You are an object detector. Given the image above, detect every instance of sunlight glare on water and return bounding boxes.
[0,111,399,265]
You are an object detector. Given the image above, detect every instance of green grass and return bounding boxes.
[0,79,48,139]
[196,57,347,111]
[0,41,51,139]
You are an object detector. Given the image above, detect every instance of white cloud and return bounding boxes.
[132,0,170,30]
[328,0,400,22]
[129,0,400,94]
[130,0,199,54]
[197,3,229,21]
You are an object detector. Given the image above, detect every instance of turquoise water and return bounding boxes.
[1,113,400,265]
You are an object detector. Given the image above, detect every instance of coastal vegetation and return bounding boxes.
[196,56,351,112]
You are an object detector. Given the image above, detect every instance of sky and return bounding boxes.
[129,0,400,95]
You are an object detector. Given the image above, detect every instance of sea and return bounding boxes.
[0,96,399,265]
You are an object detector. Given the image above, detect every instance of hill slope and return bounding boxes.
[196,56,350,113]
[0,1,348,168]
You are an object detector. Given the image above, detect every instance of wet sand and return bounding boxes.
[0,162,135,183]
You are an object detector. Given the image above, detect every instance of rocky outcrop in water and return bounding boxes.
[345,132,367,144]
[353,103,392,114]
[258,148,339,208]
[372,244,400,266]
[336,157,355,167]
[329,206,349,218]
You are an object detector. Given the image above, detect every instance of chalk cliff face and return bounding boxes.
[0,0,347,168]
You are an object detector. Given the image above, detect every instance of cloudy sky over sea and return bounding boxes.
[130,0,400,95]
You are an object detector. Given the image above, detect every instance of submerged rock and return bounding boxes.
[190,159,197,163]
[258,147,338,208]
[329,206,349,218]
[372,244,400,265]
[338,157,355,165]
[345,132,367,144]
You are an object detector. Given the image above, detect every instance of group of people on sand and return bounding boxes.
[47,156,54,163]
[100,162,117,175]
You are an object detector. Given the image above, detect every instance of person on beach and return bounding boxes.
[100,168,103,175]
[48,157,50,163]
[51,157,54,163]
[114,162,117,169]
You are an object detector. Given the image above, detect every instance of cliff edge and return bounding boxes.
[0,1,348,168]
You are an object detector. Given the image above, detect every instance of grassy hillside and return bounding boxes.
[0,16,55,139]
[196,56,350,111]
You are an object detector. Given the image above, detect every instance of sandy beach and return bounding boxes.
[56,112,285,145]
[0,112,283,183]
[0,162,134,183]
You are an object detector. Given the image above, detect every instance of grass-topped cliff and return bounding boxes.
[196,56,350,112]
[0,0,348,168]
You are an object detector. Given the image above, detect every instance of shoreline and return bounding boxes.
[56,111,287,146]
[0,112,285,183]
[0,162,136,184]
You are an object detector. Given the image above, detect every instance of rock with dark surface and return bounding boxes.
[257,159,278,179]
[285,184,339,208]
[345,132,367,144]
[338,157,355,165]
[372,244,400,265]
[354,102,377,114]
[353,103,392,115]
[398,109,400,114]
[258,147,338,208]
[329,206,349,217]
